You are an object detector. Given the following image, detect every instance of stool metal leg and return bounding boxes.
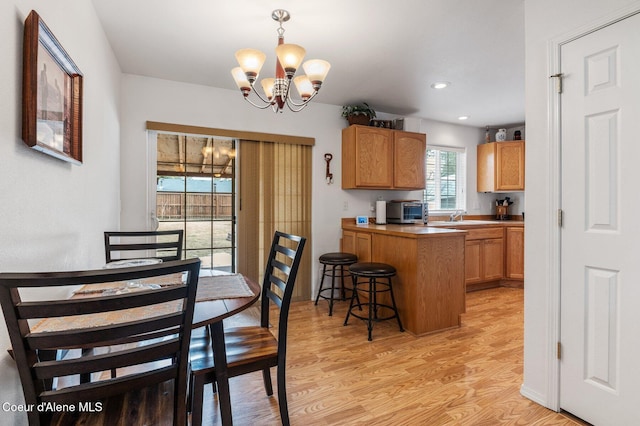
[343,273,358,325]
[348,271,362,309]
[372,278,379,320]
[367,277,374,341]
[328,264,337,316]
[314,264,328,306]
[339,265,347,300]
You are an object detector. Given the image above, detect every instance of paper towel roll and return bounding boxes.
[376,200,387,224]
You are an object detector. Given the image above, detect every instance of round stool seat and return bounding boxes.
[319,252,358,265]
[349,262,396,277]
[315,252,359,316]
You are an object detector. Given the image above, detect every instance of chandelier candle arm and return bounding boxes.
[230,9,330,113]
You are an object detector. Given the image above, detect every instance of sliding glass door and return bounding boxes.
[156,133,236,272]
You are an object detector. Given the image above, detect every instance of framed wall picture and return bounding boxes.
[22,10,83,164]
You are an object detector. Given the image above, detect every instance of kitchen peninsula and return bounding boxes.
[341,219,467,335]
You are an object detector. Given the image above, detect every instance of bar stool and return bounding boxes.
[344,262,404,341]
[314,252,358,316]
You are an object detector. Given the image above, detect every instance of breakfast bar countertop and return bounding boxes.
[342,218,524,239]
[341,222,466,239]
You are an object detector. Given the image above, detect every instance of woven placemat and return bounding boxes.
[196,274,255,302]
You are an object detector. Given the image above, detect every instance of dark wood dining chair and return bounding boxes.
[104,229,184,263]
[189,231,306,426]
[0,258,200,426]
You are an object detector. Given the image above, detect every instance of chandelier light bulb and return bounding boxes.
[431,81,450,89]
[293,75,314,99]
[235,49,266,81]
[261,78,275,100]
[302,59,331,88]
[231,67,251,90]
[275,44,306,75]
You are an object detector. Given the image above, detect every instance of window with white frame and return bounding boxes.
[423,146,466,212]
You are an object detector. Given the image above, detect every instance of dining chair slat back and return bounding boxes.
[189,231,305,426]
[104,230,184,263]
[0,258,200,426]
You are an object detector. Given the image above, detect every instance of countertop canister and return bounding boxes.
[376,200,387,224]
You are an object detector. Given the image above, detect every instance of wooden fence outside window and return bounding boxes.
[156,193,232,220]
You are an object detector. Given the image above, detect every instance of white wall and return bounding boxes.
[0,1,121,422]
[522,0,640,408]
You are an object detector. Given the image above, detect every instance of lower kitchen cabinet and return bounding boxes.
[341,229,372,262]
[462,227,504,290]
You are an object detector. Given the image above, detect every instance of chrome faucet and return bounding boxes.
[449,209,465,222]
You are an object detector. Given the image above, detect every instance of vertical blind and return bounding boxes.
[237,140,312,301]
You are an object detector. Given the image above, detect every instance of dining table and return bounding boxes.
[30,267,261,426]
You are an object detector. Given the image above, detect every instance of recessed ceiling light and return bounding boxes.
[458,116,469,120]
[431,82,450,89]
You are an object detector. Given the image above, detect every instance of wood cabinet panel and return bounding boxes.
[354,128,393,187]
[477,141,525,192]
[393,131,426,189]
[464,240,482,284]
[505,226,524,279]
[476,143,495,193]
[483,238,504,281]
[342,126,392,188]
[342,230,355,255]
[464,227,504,240]
[341,229,371,262]
[496,142,525,190]
[355,232,372,262]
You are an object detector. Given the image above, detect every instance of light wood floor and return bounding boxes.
[200,287,587,425]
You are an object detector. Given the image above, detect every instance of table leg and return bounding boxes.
[210,320,233,425]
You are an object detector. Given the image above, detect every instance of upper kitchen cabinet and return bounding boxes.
[477,141,525,192]
[342,125,426,189]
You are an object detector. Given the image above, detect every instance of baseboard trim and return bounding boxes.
[466,279,524,292]
[520,384,552,409]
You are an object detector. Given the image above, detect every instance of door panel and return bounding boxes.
[560,12,640,425]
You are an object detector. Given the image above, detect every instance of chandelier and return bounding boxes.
[230,9,331,113]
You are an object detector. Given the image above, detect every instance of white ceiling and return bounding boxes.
[91,0,525,128]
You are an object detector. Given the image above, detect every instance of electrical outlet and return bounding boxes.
[343,201,349,211]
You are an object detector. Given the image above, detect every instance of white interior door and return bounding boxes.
[560,12,640,425]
